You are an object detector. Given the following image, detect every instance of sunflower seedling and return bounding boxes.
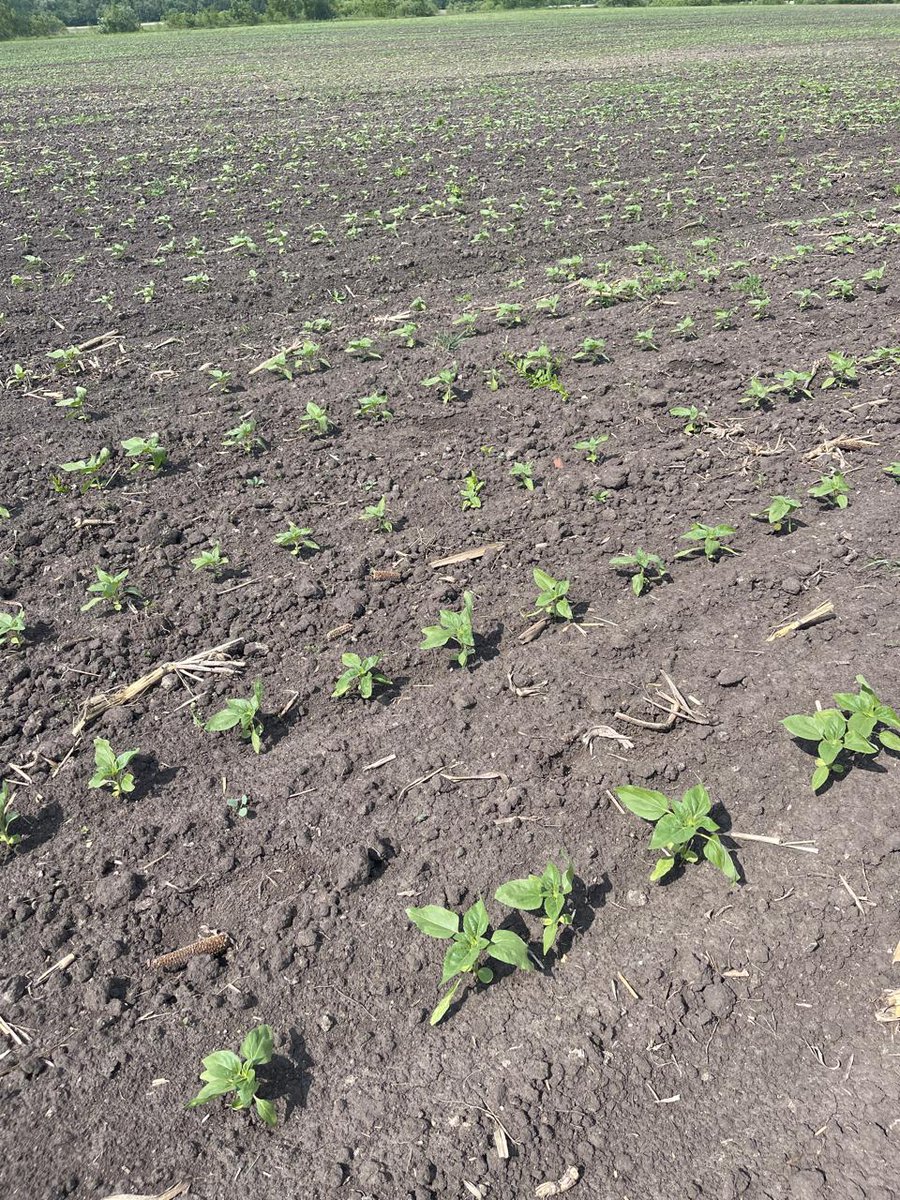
[88,737,138,798]
[460,472,484,511]
[274,523,319,557]
[752,495,801,532]
[616,784,738,883]
[669,405,707,434]
[782,676,900,791]
[821,351,857,390]
[223,417,262,454]
[205,681,265,754]
[332,652,391,700]
[610,549,668,596]
[122,434,167,471]
[421,367,458,405]
[574,434,609,463]
[510,461,535,490]
[0,782,21,851]
[0,608,25,648]
[356,393,392,421]
[192,543,229,575]
[187,1024,277,1127]
[82,568,141,612]
[495,861,574,955]
[532,568,572,620]
[421,591,475,667]
[227,794,250,819]
[885,463,900,480]
[55,385,88,420]
[676,522,737,562]
[406,899,531,1026]
[572,337,609,364]
[56,448,111,493]
[298,402,331,437]
[360,496,393,533]
[808,471,850,509]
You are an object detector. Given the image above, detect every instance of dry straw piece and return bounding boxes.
[149,933,230,972]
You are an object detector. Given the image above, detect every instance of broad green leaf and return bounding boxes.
[240,1024,274,1067]
[406,905,459,939]
[255,1097,277,1127]
[494,877,544,910]
[843,730,877,755]
[544,893,565,926]
[421,626,451,649]
[680,784,711,819]
[781,714,822,741]
[818,709,846,742]
[463,898,489,939]
[811,762,830,792]
[847,712,877,740]
[93,738,118,774]
[487,929,532,971]
[359,674,373,700]
[616,785,670,821]
[533,568,555,592]
[441,939,479,984]
[542,921,558,956]
[649,855,675,882]
[476,967,494,985]
[879,729,900,752]
[704,836,738,883]
[205,709,241,732]
[818,739,842,765]
[341,652,361,668]
[650,812,691,849]
[199,1050,241,1080]
[556,598,573,620]
[430,978,460,1026]
[187,1078,234,1108]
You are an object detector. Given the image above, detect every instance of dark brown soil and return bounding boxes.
[1,12,899,1200]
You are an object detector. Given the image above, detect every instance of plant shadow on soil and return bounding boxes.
[259,1028,313,1121]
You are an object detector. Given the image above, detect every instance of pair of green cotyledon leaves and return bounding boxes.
[408,862,573,1025]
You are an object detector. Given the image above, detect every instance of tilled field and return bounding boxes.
[0,9,899,1200]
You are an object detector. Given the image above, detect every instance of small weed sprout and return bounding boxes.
[406,898,531,1026]
[205,681,265,754]
[192,543,229,575]
[782,675,900,792]
[81,567,141,612]
[495,861,574,954]
[460,472,484,510]
[332,652,391,700]
[532,568,572,621]
[510,461,535,490]
[187,1024,277,1127]
[88,737,138,798]
[298,402,331,436]
[676,522,737,562]
[610,549,668,596]
[0,608,25,648]
[752,495,801,533]
[0,782,21,850]
[274,523,319,557]
[808,471,850,509]
[574,434,609,463]
[616,784,738,883]
[360,496,393,533]
[121,434,167,471]
[421,591,475,667]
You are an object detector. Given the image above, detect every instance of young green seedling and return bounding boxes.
[610,549,668,596]
[675,522,737,562]
[510,461,535,490]
[192,543,229,575]
[187,1024,277,1127]
[740,377,775,410]
[88,737,138,798]
[782,675,900,791]
[885,463,900,481]
[57,448,111,493]
[495,861,574,955]
[532,568,572,620]
[574,434,609,463]
[752,495,801,533]
[0,782,22,851]
[406,899,531,1026]
[0,608,25,648]
[572,337,609,364]
[344,337,381,360]
[55,385,88,420]
[205,681,265,754]
[81,568,141,612]
[460,472,484,511]
[421,591,475,667]
[669,405,708,434]
[273,523,319,557]
[298,402,331,436]
[360,496,393,533]
[227,794,250,819]
[808,471,850,509]
[122,434,167,471]
[356,393,393,421]
[223,416,262,454]
[421,367,458,405]
[821,351,857,390]
[332,652,391,700]
[616,784,738,883]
